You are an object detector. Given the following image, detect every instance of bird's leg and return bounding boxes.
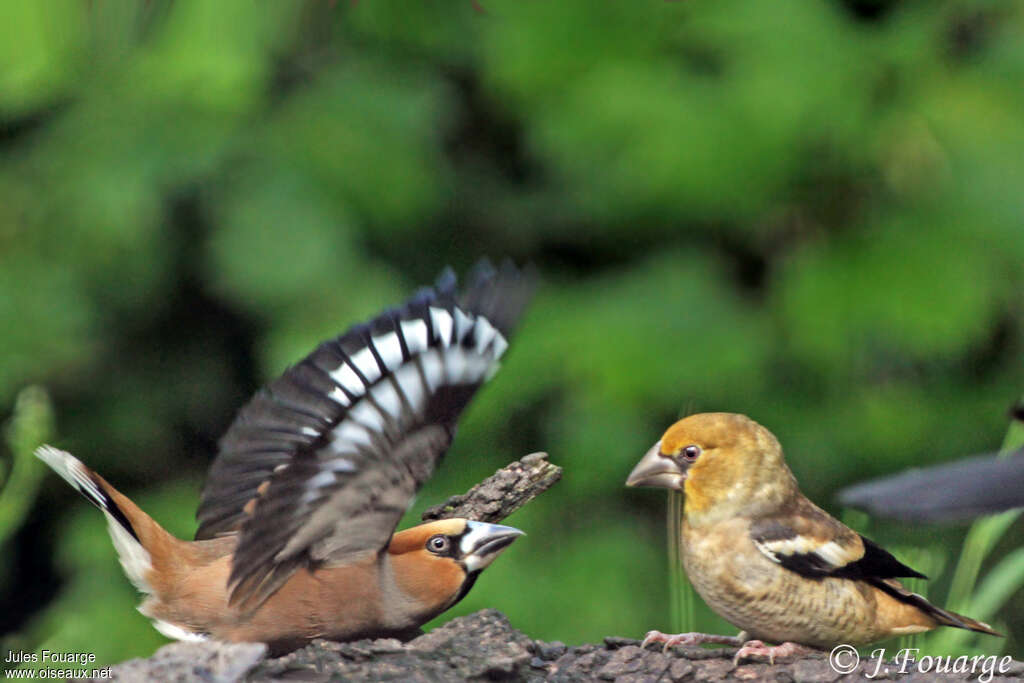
[641,630,745,652]
[733,639,819,665]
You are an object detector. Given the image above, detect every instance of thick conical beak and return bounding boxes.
[461,521,524,573]
[626,442,685,490]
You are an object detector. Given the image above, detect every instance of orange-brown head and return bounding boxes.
[386,518,523,624]
[626,413,797,523]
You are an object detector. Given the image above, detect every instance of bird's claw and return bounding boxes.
[733,640,816,666]
[641,630,742,653]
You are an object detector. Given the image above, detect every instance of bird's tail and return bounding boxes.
[873,578,1002,637]
[35,445,180,595]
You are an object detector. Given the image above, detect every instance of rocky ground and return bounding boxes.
[85,609,1024,682]
[71,456,1023,681]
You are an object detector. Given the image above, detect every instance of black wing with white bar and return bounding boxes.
[750,497,925,581]
[194,261,533,608]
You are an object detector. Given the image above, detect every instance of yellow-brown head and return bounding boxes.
[386,518,523,624]
[626,413,797,522]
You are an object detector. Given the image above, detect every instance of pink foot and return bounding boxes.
[641,630,743,653]
[733,640,818,665]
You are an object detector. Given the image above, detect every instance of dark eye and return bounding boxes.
[680,445,702,462]
[427,535,450,554]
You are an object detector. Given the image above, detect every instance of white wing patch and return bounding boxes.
[329,363,367,398]
[331,422,373,449]
[754,535,855,570]
[492,334,509,359]
[445,349,468,384]
[328,386,352,406]
[814,541,854,567]
[393,362,426,413]
[322,305,507,476]
[372,331,404,371]
[753,538,783,565]
[348,347,382,385]
[304,470,337,491]
[327,458,356,472]
[401,319,429,354]
[453,307,474,339]
[473,316,499,354]
[348,400,387,433]
[430,307,454,346]
[420,351,444,392]
[370,381,403,420]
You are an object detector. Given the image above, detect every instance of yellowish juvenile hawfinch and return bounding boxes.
[626,412,1000,662]
[37,262,532,654]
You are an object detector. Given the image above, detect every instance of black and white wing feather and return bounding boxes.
[752,483,1001,635]
[750,497,925,581]
[195,260,533,609]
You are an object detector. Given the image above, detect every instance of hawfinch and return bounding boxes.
[626,412,1000,662]
[36,261,532,653]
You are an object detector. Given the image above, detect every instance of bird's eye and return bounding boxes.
[427,535,450,554]
[680,445,702,462]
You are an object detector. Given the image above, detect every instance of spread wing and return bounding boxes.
[750,497,926,582]
[838,449,1024,522]
[195,260,533,609]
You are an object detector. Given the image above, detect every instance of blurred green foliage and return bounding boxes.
[1,0,1022,669]
[1,387,53,549]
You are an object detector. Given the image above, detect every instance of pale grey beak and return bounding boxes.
[460,521,524,572]
[626,441,685,491]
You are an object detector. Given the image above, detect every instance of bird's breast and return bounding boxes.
[680,520,895,648]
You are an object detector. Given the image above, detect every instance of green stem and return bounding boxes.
[667,490,695,632]
[0,386,55,547]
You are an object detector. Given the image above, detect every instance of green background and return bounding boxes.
[1,0,1022,669]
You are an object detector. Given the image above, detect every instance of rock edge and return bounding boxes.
[87,609,1024,682]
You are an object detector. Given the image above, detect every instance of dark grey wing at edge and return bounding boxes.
[194,260,534,609]
[838,449,1024,522]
